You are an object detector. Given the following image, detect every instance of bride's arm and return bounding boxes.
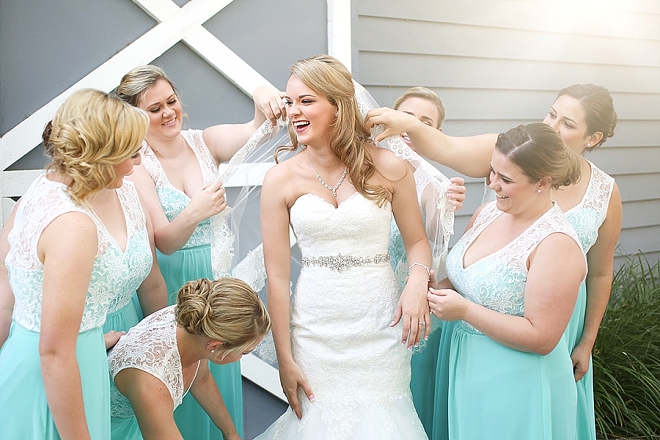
[261,165,314,420]
[383,149,433,348]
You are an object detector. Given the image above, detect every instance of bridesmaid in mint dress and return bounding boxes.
[115,65,284,439]
[0,89,148,439]
[543,84,621,440]
[428,124,586,439]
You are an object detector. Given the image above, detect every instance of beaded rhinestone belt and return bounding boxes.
[300,253,389,272]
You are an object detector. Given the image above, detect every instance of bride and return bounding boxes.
[256,54,432,440]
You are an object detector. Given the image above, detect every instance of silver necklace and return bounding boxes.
[307,149,348,197]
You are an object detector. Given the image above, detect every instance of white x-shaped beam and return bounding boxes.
[0,0,270,180]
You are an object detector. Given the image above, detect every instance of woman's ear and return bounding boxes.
[207,339,224,352]
[538,177,553,192]
[587,131,604,147]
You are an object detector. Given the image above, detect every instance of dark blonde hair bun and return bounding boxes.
[176,277,271,360]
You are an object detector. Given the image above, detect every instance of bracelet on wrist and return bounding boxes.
[408,262,431,281]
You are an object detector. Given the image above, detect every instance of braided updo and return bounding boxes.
[176,278,271,361]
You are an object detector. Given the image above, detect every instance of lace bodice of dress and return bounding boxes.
[446,203,582,328]
[564,161,614,253]
[140,130,233,278]
[105,181,152,314]
[5,175,138,332]
[109,306,189,418]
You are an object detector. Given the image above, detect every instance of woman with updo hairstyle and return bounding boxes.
[108,277,270,440]
[369,85,621,440]
[0,88,166,440]
[426,122,586,439]
[44,90,167,338]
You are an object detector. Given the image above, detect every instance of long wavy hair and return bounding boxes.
[276,54,390,207]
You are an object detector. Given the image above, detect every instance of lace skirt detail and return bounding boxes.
[257,263,427,440]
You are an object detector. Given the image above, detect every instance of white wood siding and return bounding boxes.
[355,0,660,265]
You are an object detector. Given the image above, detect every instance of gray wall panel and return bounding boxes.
[359,51,660,92]
[358,17,660,67]
[356,0,660,262]
[358,0,660,39]
[614,173,660,202]
[621,200,660,229]
[204,0,328,90]
[0,0,155,136]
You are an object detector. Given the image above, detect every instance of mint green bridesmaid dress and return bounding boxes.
[141,129,243,439]
[444,202,583,439]
[563,161,615,440]
[0,175,148,439]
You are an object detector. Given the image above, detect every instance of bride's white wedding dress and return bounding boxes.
[256,192,427,440]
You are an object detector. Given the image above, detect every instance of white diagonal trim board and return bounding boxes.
[0,0,264,171]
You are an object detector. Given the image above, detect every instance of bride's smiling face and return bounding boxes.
[284,74,337,148]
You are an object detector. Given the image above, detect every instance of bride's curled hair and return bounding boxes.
[279,54,390,207]
[176,278,271,361]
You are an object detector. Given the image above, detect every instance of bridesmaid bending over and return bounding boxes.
[109,277,270,440]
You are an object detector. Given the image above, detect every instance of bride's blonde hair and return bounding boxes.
[277,55,390,207]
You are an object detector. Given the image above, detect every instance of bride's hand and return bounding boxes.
[392,277,431,348]
[278,359,315,419]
